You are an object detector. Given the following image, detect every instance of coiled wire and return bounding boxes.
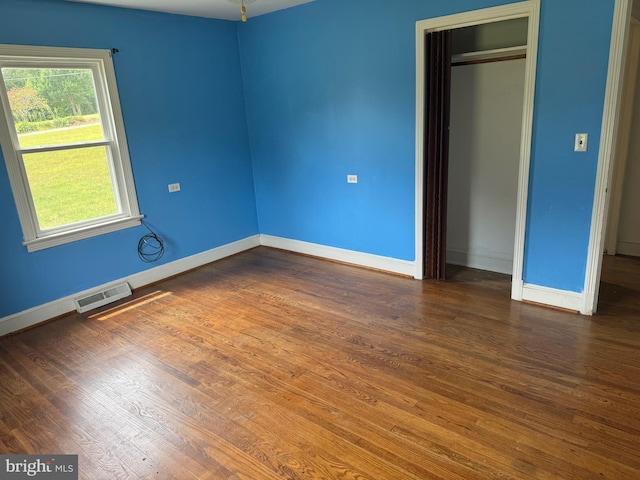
[138,221,165,263]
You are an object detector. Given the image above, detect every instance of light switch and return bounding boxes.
[575,133,588,152]
[168,183,181,192]
[347,175,358,184]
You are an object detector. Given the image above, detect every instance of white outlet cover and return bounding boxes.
[168,183,181,192]
[347,175,358,184]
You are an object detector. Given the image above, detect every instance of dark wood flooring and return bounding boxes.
[0,247,639,479]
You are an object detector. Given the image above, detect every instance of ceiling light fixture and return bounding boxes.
[228,0,256,23]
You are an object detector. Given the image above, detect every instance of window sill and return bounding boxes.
[24,215,144,252]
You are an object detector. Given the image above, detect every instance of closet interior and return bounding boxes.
[446,18,529,276]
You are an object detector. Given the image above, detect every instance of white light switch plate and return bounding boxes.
[347,175,358,184]
[575,133,588,152]
[168,183,181,192]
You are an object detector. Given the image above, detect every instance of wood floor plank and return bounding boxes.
[1,247,639,479]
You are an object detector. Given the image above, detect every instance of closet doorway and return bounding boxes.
[415,2,540,304]
[446,19,528,278]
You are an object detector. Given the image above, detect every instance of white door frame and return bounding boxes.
[414,1,540,306]
[582,0,633,315]
[604,17,640,256]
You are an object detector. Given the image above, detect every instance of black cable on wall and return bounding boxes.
[138,221,164,263]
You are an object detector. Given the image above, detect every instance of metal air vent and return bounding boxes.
[75,283,132,313]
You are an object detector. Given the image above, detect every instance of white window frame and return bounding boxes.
[0,44,141,252]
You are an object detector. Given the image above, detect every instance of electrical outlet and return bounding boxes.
[575,133,588,152]
[347,175,358,184]
[168,183,181,193]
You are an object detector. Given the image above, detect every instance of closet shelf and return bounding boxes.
[452,45,527,66]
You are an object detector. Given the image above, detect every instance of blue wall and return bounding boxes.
[0,0,259,317]
[239,0,615,291]
[0,0,618,318]
[524,1,613,291]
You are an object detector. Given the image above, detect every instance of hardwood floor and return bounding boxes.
[1,247,639,479]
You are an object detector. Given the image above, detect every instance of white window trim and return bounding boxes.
[0,44,141,252]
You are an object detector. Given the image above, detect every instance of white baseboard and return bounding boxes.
[0,235,260,336]
[616,241,640,257]
[2,233,595,336]
[126,235,260,290]
[446,249,513,275]
[260,234,416,277]
[521,283,583,313]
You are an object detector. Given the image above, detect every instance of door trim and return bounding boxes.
[414,1,540,306]
[582,0,633,315]
[604,17,640,256]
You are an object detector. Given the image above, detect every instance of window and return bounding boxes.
[0,45,141,252]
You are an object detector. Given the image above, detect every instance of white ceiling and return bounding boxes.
[67,0,314,21]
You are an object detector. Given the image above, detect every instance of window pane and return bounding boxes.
[1,67,104,148]
[22,146,118,230]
